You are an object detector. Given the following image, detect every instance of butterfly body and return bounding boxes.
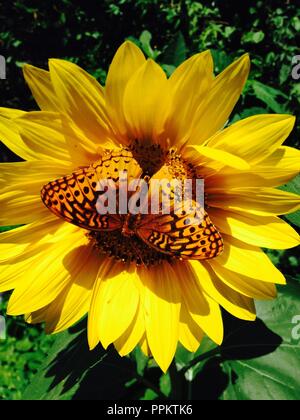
[121,214,136,237]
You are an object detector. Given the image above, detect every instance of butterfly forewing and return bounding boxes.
[41,149,143,231]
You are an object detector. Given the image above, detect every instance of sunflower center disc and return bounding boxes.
[128,139,165,176]
[88,230,174,266]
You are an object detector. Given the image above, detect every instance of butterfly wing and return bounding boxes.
[41,148,143,231]
[135,155,222,260]
[136,200,224,260]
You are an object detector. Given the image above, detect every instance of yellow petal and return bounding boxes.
[140,335,152,357]
[44,245,101,334]
[0,248,51,293]
[123,59,170,144]
[114,302,145,356]
[208,187,300,216]
[208,114,295,164]
[0,161,68,187]
[255,146,300,186]
[209,263,278,300]
[7,225,86,314]
[105,41,145,140]
[167,51,214,145]
[190,261,256,321]
[179,303,203,352]
[88,261,140,350]
[253,146,300,187]
[208,236,285,299]
[0,107,26,118]
[0,161,69,225]
[179,262,223,345]
[206,170,267,190]
[0,109,98,164]
[0,114,35,161]
[23,64,58,111]
[140,262,181,372]
[13,111,100,166]
[0,189,49,225]
[215,235,286,284]
[209,208,300,249]
[169,51,213,93]
[13,112,75,165]
[26,307,49,324]
[206,146,300,189]
[185,145,250,170]
[49,59,115,146]
[189,54,250,145]
[0,215,63,264]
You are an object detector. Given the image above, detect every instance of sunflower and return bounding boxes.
[0,41,299,372]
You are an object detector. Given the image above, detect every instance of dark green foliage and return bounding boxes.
[0,294,54,400]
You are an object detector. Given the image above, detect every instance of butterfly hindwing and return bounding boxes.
[136,200,224,260]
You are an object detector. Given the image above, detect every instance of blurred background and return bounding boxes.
[0,0,299,400]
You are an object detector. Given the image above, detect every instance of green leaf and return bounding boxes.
[161,64,176,77]
[139,30,160,60]
[250,80,288,113]
[0,225,22,233]
[286,274,300,285]
[231,107,267,123]
[175,343,196,368]
[22,320,138,400]
[176,336,217,373]
[242,30,265,44]
[159,372,171,397]
[220,283,300,400]
[279,175,300,227]
[15,338,33,352]
[210,49,232,73]
[283,210,300,228]
[140,388,158,400]
[186,283,300,400]
[160,32,187,67]
[130,346,148,376]
[242,107,269,117]
[291,16,300,31]
[279,64,291,85]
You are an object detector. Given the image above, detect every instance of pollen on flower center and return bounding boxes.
[88,230,175,266]
[128,139,165,176]
[127,140,196,179]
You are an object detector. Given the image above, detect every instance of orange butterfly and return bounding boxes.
[41,148,223,260]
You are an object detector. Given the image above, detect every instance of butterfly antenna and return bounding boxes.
[130,239,148,268]
[126,221,148,268]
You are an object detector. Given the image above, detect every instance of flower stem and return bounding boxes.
[179,347,220,375]
[135,373,167,399]
[169,360,184,400]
